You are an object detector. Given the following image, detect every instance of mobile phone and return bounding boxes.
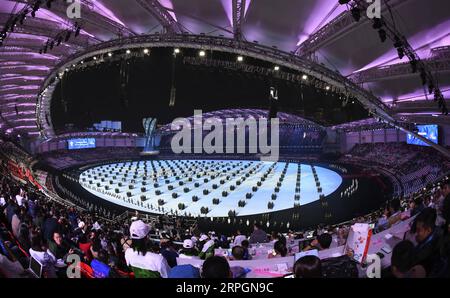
[381,245,392,254]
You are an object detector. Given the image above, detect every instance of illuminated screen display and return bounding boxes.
[68,138,96,150]
[407,125,438,146]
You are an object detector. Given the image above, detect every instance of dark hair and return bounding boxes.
[415,207,436,230]
[389,198,401,212]
[96,249,109,264]
[131,238,150,256]
[274,240,287,257]
[231,246,245,260]
[294,256,322,278]
[91,240,102,254]
[317,233,332,249]
[241,240,249,248]
[201,256,230,278]
[391,240,415,273]
[79,233,88,244]
[31,233,44,251]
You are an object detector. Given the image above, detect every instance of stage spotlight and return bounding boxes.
[143,48,149,54]
[199,50,206,57]
[350,7,361,22]
[378,29,387,42]
[126,49,131,54]
[302,74,308,80]
[174,48,180,54]
[108,52,112,57]
[274,66,280,71]
[237,56,244,62]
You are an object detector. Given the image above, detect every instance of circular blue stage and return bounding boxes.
[79,160,342,217]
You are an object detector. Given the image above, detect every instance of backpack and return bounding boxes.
[321,255,359,278]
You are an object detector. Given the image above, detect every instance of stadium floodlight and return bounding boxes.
[274,66,280,71]
[199,50,206,57]
[237,56,244,62]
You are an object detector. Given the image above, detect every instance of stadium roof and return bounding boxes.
[0,0,449,138]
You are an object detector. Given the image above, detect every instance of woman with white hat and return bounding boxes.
[178,239,199,259]
[124,220,170,278]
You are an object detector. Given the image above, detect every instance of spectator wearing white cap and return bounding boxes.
[178,239,199,258]
[233,230,247,247]
[124,220,170,278]
[198,235,216,260]
[15,189,26,207]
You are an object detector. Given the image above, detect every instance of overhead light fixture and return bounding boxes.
[237,56,244,62]
[199,50,206,57]
[143,48,149,54]
[126,49,131,54]
[108,52,112,57]
[274,66,280,71]
[302,74,308,80]
[93,56,97,60]
[174,48,180,54]
[325,86,331,91]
